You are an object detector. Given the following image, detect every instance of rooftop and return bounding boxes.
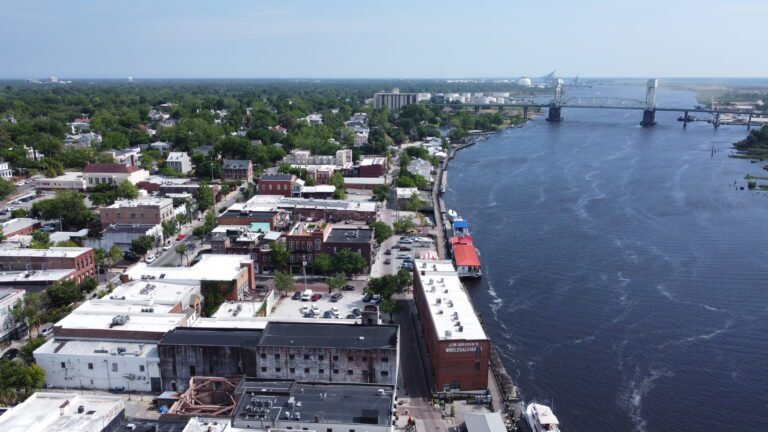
[395,187,419,199]
[325,227,373,244]
[35,338,158,359]
[102,224,158,234]
[105,197,172,208]
[0,288,24,303]
[223,159,252,169]
[0,218,39,233]
[464,412,507,432]
[414,259,487,341]
[344,176,386,185]
[300,185,336,194]
[212,301,265,319]
[0,269,73,284]
[35,171,83,181]
[360,157,385,166]
[167,151,189,161]
[233,380,394,427]
[108,280,199,306]
[144,175,192,185]
[161,327,265,347]
[0,392,124,432]
[452,242,480,267]
[83,162,139,174]
[124,254,251,283]
[0,246,92,259]
[54,308,187,335]
[259,174,293,181]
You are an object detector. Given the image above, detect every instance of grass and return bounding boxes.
[744,174,768,181]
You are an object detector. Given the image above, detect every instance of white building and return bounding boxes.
[0,288,24,344]
[0,161,12,180]
[408,158,434,181]
[83,163,150,189]
[149,141,172,155]
[0,392,125,432]
[104,147,140,167]
[34,171,86,190]
[166,151,193,174]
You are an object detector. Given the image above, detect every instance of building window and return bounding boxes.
[382,357,388,363]
[347,370,353,375]
[381,371,389,377]
[348,356,353,362]
[304,368,309,374]
[261,353,266,359]
[290,368,295,374]
[140,365,145,372]
[261,367,267,372]
[333,369,339,374]
[475,361,481,370]
[319,355,324,361]
[333,355,339,361]
[362,357,367,362]
[319,369,324,374]
[304,354,309,360]
[274,354,280,360]
[60,362,66,369]
[289,354,295,360]
[189,365,195,376]
[87,363,93,370]
[112,363,118,372]
[276,367,281,373]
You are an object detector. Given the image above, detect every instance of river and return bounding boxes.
[443,84,768,432]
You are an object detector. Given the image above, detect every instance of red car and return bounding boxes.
[310,293,322,301]
[176,234,186,241]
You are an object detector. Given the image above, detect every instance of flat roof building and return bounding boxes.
[412,259,489,392]
[0,392,125,432]
[0,246,95,284]
[0,217,40,237]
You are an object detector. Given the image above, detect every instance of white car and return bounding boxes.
[146,255,157,263]
[330,307,340,318]
[301,289,313,301]
[40,326,54,337]
[311,304,320,315]
[300,305,310,315]
[162,244,172,251]
[372,294,382,304]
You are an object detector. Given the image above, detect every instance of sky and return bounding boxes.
[1,0,766,79]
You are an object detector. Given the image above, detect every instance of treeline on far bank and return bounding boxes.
[734,125,768,161]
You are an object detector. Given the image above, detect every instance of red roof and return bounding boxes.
[453,243,480,267]
[83,163,138,174]
[450,235,474,245]
[74,117,91,123]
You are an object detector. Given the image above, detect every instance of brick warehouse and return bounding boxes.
[412,259,490,392]
[157,322,399,392]
[0,247,96,284]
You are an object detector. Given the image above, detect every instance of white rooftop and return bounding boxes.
[108,280,199,306]
[396,187,419,199]
[124,254,251,283]
[183,417,235,432]
[0,392,124,432]
[243,194,377,213]
[212,301,264,319]
[193,316,359,329]
[106,196,172,208]
[360,157,385,166]
[35,338,158,359]
[1,218,39,232]
[0,246,91,258]
[414,259,487,341]
[74,299,176,315]
[145,175,191,185]
[344,177,386,185]
[301,185,336,193]
[464,412,507,432]
[0,268,73,283]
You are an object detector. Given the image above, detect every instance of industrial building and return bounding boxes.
[0,392,125,432]
[157,322,399,392]
[412,260,490,392]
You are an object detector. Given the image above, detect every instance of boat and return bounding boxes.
[677,114,697,122]
[446,209,458,222]
[524,402,561,432]
[450,235,482,278]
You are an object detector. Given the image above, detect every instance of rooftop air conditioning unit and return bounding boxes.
[445,330,452,337]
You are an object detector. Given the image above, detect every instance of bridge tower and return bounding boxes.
[547,79,564,122]
[640,79,658,127]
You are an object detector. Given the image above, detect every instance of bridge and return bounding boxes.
[430,79,765,129]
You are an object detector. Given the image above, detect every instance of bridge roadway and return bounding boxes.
[429,102,762,116]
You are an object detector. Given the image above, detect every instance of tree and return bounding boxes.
[327,273,346,293]
[31,191,93,230]
[11,292,42,336]
[18,337,47,364]
[405,193,425,212]
[0,360,46,405]
[46,281,83,308]
[197,181,214,213]
[10,208,27,218]
[396,269,412,292]
[371,221,393,244]
[108,245,123,266]
[329,172,346,199]
[29,230,51,249]
[372,184,390,202]
[331,249,367,275]
[0,178,16,200]
[312,252,332,275]
[161,219,178,239]
[130,235,155,260]
[102,131,129,150]
[80,277,98,294]
[175,245,187,266]
[270,241,289,272]
[380,298,399,323]
[274,271,295,296]
[393,217,415,234]
[396,176,416,188]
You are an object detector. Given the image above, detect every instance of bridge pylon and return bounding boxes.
[546,105,562,122]
[640,79,658,127]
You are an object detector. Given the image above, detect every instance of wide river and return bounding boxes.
[443,84,768,432]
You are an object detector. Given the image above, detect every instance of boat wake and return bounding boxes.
[617,366,674,432]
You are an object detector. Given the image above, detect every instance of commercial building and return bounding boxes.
[0,247,95,284]
[284,149,352,168]
[323,226,374,268]
[167,151,193,174]
[34,171,87,190]
[222,159,254,182]
[99,197,175,226]
[104,147,141,167]
[374,89,419,111]
[157,322,399,391]
[84,223,163,252]
[359,157,386,178]
[290,165,336,185]
[343,176,386,190]
[217,202,290,230]
[246,195,378,223]
[0,217,40,237]
[0,288,25,344]
[285,222,331,270]
[0,269,75,291]
[83,163,150,189]
[256,174,296,197]
[412,260,489,392]
[464,412,507,432]
[0,392,125,432]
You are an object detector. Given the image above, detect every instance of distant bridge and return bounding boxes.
[429,79,765,129]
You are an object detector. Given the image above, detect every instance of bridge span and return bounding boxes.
[429,79,766,129]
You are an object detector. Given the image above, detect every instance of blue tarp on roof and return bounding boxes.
[453,220,469,229]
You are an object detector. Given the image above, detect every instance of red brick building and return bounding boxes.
[222,159,254,182]
[412,259,489,392]
[99,197,175,226]
[257,174,296,197]
[0,247,96,284]
[358,157,386,177]
[285,222,331,271]
[0,218,41,237]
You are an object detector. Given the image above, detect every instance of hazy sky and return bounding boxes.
[1,0,765,79]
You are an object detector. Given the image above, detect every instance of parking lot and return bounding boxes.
[270,278,374,321]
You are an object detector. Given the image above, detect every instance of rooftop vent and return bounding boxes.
[109,315,130,328]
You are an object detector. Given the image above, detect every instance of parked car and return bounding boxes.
[40,326,54,337]
[300,305,310,314]
[301,290,313,301]
[292,291,301,300]
[385,249,392,255]
[311,304,320,315]
[311,293,322,302]
[255,284,268,291]
[162,244,172,251]
[146,255,157,263]
[176,234,186,241]
[396,253,410,260]
[1,348,19,360]
[342,284,355,291]
[399,246,412,251]
[352,308,363,317]
[345,314,357,319]
[372,294,382,304]
[322,311,333,319]
[384,258,392,265]
[330,307,340,318]
[330,292,343,302]
[123,251,139,262]
[362,292,373,302]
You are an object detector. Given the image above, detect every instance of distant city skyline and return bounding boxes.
[1,0,766,79]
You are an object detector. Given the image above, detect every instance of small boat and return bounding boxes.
[446,209,458,222]
[677,114,696,122]
[524,402,561,432]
